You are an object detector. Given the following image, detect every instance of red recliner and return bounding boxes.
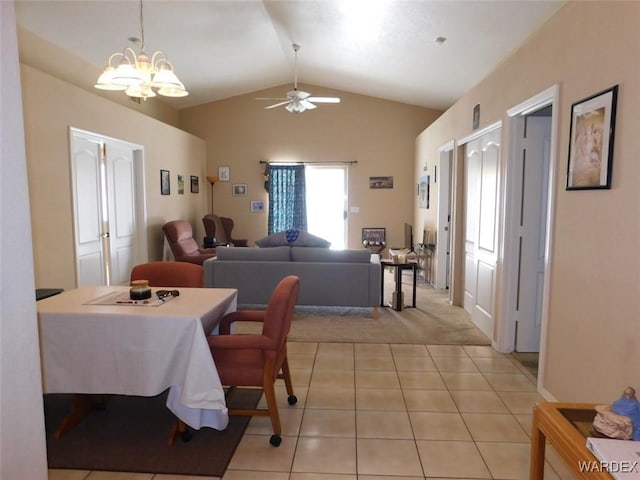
[162,220,216,265]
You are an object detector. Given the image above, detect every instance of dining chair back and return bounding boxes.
[130,261,203,287]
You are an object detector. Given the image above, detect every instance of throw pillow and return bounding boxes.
[256,229,331,248]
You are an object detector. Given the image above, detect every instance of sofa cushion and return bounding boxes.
[291,247,372,263]
[256,229,331,248]
[215,245,291,261]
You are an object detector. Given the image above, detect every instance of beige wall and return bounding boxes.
[178,84,441,248]
[415,1,640,402]
[22,64,207,291]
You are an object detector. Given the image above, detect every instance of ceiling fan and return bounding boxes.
[258,43,341,113]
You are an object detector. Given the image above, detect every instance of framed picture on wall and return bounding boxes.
[160,170,170,195]
[177,174,184,195]
[369,176,393,189]
[232,184,247,196]
[418,175,429,209]
[190,175,199,193]
[218,166,230,182]
[566,85,618,190]
[250,200,265,212]
[362,227,386,245]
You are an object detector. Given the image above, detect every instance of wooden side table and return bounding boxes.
[531,401,612,479]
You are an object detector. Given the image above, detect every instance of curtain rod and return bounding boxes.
[259,160,357,166]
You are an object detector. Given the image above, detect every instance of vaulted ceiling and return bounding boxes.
[14,0,565,111]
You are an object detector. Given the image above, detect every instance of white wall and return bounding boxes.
[0,2,48,478]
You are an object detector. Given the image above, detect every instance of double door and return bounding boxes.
[70,129,144,286]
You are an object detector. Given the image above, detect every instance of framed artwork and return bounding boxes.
[418,175,430,209]
[190,175,199,193]
[160,169,170,195]
[566,85,618,190]
[250,200,265,212]
[177,174,184,195]
[369,176,393,189]
[362,227,386,245]
[232,183,247,196]
[218,166,230,182]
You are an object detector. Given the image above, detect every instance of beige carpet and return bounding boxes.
[238,273,491,345]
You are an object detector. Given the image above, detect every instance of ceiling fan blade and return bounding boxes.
[308,96,341,104]
[256,97,288,101]
[265,100,292,110]
[300,99,317,110]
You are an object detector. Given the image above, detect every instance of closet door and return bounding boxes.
[463,129,501,338]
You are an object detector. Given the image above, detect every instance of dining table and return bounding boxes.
[37,285,238,441]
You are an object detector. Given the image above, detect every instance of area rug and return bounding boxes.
[44,388,262,477]
[291,275,490,344]
[239,276,490,345]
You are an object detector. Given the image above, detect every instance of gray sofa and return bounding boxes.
[203,246,381,312]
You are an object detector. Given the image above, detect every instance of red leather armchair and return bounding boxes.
[130,261,203,287]
[202,214,248,247]
[207,275,300,446]
[162,220,216,265]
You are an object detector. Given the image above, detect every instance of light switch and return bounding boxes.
[350,206,360,213]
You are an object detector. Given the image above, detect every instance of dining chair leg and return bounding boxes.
[167,419,191,447]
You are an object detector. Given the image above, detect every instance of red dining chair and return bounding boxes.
[207,275,300,446]
[130,261,203,287]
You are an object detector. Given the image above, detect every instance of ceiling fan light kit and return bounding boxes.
[95,0,188,99]
[260,43,340,113]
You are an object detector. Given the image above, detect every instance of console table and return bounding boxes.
[530,401,612,480]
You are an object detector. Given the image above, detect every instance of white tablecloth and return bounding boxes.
[37,285,237,430]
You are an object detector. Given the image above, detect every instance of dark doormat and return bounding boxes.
[44,388,262,477]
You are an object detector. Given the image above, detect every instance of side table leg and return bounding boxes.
[395,266,403,311]
[412,264,417,307]
[530,420,546,479]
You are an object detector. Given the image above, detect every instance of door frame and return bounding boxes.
[69,127,148,285]
[499,85,560,385]
[435,141,454,290]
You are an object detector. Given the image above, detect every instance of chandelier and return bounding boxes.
[94,0,188,99]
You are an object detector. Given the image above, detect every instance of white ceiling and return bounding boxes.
[14,0,565,111]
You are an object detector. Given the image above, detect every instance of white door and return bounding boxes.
[71,136,105,286]
[70,130,142,286]
[515,115,551,352]
[104,142,138,285]
[305,166,347,249]
[463,129,501,338]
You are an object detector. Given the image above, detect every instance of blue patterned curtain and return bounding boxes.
[267,164,307,235]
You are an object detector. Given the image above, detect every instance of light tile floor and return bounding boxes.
[49,342,580,480]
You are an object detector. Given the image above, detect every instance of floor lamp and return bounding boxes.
[206,175,218,214]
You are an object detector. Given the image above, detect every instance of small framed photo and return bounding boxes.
[418,175,430,209]
[566,85,618,190]
[250,200,265,213]
[218,166,230,182]
[160,169,170,195]
[190,175,199,193]
[177,174,184,195]
[362,227,386,245]
[369,176,393,189]
[232,183,247,196]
